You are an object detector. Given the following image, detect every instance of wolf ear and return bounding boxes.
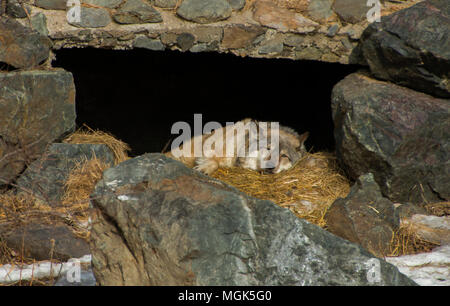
[296,132,309,150]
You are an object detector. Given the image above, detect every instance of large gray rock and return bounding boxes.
[0,17,51,69]
[356,0,450,98]
[89,153,416,285]
[177,0,232,24]
[332,72,450,204]
[17,143,115,205]
[325,173,399,258]
[0,70,76,187]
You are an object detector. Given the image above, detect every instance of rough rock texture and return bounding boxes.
[34,0,67,10]
[113,0,163,24]
[357,0,450,98]
[386,245,450,286]
[402,214,450,246]
[90,153,416,286]
[0,70,76,187]
[0,17,51,69]
[331,72,450,204]
[6,0,31,18]
[325,173,399,257]
[252,0,318,33]
[333,0,371,24]
[16,143,115,205]
[177,0,232,24]
[68,7,112,28]
[222,25,265,49]
[0,223,90,261]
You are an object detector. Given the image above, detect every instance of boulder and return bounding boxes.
[1,223,90,261]
[356,0,450,98]
[89,153,416,285]
[331,72,450,204]
[177,0,232,24]
[0,17,51,69]
[6,0,31,18]
[16,143,115,205]
[0,70,76,188]
[325,173,399,258]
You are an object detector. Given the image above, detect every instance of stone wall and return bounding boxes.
[5,0,419,64]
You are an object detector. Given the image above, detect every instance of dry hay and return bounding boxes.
[211,152,351,227]
[61,157,111,238]
[388,222,440,257]
[63,125,130,164]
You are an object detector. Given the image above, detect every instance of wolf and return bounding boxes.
[165,119,309,175]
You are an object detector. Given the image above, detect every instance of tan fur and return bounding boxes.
[165,119,309,175]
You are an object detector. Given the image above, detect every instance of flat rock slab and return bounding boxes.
[357,0,450,98]
[89,153,416,285]
[177,0,232,24]
[0,70,76,187]
[1,223,90,261]
[332,72,450,204]
[113,0,163,24]
[252,0,318,33]
[17,143,115,205]
[0,17,51,69]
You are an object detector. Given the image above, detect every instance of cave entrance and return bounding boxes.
[53,48,359,157]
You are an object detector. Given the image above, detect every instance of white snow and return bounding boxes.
[386,245,450,286]
[0,255,91,285]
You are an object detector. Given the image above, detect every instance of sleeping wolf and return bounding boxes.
[165,118,309,175]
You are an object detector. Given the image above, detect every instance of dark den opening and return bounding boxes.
[53,48,359,156]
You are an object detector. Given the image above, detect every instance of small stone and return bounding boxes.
[227,0,245,10]
[308,0,334,21]
[83,0,124,8]
[34,0,67,10]
[284,34,305,49]
[189,41,219,52]
[258,39,284,54]
[31,13,49,37]
[222,25,265,49]
[113,0,163,24]
[154,0,178,8]
[6,0,31,18]
[133,37,165,51]
[333,0,370,24]
[160,32,178,46]
[177,0,232,24]
[252,0,318,33]
[327,24,339,37]
[176,33,196,51]
[68,7,111,28]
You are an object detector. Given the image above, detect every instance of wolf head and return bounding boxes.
[271,127,309,174]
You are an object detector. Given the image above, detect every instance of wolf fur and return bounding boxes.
[165,119,309,175]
